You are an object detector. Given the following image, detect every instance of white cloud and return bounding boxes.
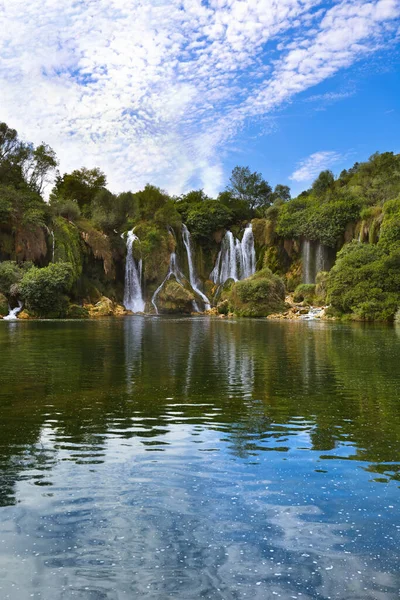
[289,151,343,182]
[0,0,398,196]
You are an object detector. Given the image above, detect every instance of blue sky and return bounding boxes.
[0,0,399,198]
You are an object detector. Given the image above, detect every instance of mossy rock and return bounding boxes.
[88,296,115,317]
[293,284,316,304]
[18,310,33,320]
[66,304,89,319]
[157,279,195,314]
[229,268,286,317]
[0,292,8,317]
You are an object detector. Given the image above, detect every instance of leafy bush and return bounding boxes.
[315,271,329,303]
[66,304,89,319]
[293,284,316,304]
[326,241,400,321]
[0,261,23,296]
[229,268,285,317]
[378,197,400,252]
[20,263,75,318]
[186,201,233,240]
[276,194,361,247]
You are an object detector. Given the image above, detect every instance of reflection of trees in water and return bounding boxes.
[1,319,400,505]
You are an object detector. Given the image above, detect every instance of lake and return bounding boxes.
[0,317,399,599]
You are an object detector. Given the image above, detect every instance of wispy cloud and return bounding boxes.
[305,90,356,104]
[0,0,398,196]
[290,151,343,182]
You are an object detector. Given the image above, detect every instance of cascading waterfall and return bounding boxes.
[210,223,256,285]
[151,252,184,315]
[51,230,55,262]
[241,223,256,279]
[181,224,210,311]
[3,300,23,321]
[302,240,333,283]
[123,230,145,313]
[302,239,313,284]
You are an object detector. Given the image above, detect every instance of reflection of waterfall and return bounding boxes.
[302,240,335,284]
[123,230,145,313]
[212,322,254,398]
[151,253,183,314]
[124,317,145,394]
[3,300,23,321]
[210,224,256,285]
[182,225,210,311]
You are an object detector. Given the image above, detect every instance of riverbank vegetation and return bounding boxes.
[0,121,399,321]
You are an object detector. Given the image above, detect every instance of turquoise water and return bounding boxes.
[0,317,399,599]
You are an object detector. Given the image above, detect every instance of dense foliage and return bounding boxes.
[20,263,75,318]
[0,120,399,320]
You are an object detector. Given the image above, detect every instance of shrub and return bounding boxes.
[229,268,285,317]
[66,304,89,319]
[20,262,75,318]
[0,261,23,296]
[293,283,316,304]
[326,241,400,321]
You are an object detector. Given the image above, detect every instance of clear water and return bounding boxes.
[0,318,399,600]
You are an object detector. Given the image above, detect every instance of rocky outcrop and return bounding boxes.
[85,296,131,317]
[156,280,195,314]
[228,268,286,317]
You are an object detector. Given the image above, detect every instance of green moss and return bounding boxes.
[134,222,171,283]
[157,279,195,314]
[229,268,285,317]
[53,216,84,280]
[293,283,316,304]
[66,304,89,319]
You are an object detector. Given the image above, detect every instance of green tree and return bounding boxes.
[227,166,272,211]
[312,170,335,196]
[271,184,291,203]
[52,167,107,209]
[186,200,232,240]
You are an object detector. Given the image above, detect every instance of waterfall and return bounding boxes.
[302,239,313,284]
[181,224,210,311]
[302,240,334,283]
[51,230,55,262]
[123,230,145,313]
[45,227,55,262]
[3,300,23,321]
[241,223,256,279]
[315,243,329,274]
[210,224,256,285]
[151,252,184,314]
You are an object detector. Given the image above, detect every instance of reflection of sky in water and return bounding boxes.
[0,318,399,599]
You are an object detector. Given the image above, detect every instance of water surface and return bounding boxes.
[0,317,399,599]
